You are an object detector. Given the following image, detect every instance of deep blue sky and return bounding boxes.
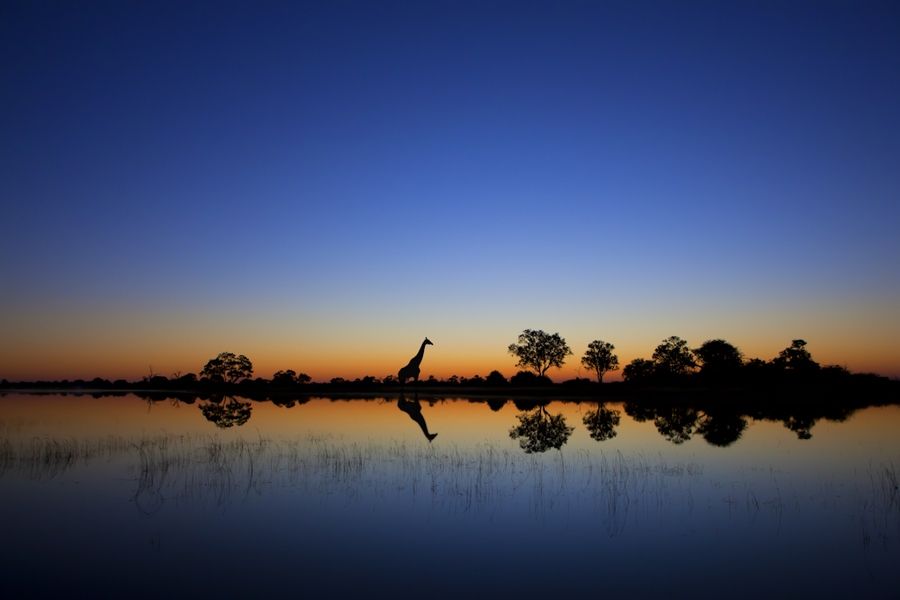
[2,1,899,380]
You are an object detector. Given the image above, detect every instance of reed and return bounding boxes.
[1,431,897,549]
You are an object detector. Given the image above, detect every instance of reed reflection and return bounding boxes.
[397,391,438,442]
[509,403,573,453]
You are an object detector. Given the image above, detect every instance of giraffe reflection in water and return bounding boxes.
[397,391,438,442]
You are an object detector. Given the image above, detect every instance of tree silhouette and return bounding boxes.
[652,336,697,380]
[198,395,252,428]
[201,352,253,384]
[582,403,621,441]
[774,339,819,372]
[581,340,619,383]
[510,370,553,386]
[508,329,572,378]
[272,369,298,385]
[623,358,656,383]
[509,405,573,453]
[485,370,507,385]
[694,339,743,382]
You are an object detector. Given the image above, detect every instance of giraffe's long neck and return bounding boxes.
[411,340,428,366]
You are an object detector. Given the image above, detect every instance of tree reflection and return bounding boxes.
[487,397,508,412]
[270,396,311,409]
[198,395,252,428]
[583,403,621,442]
[783,414,816,440]
[653,406,700,445]
[696,411,747,447]
[627,402,749,447]
[509,405,573,453]
[623,401,657,423]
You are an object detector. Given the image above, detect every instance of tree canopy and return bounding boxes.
[200,352,253,384]
[694,339,743,380]
[774,339,819,371]
[652,336,697,379]
[581,340,619,383]
[623,358,656,383]
[507,329,572,378]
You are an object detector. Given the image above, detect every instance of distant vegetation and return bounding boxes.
[0,332,896,399]
[1,331,897,446]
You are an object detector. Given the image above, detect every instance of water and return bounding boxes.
[1,392,898,598]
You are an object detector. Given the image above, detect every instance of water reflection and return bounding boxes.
[198,395,252,428]
[44,390,892,446]
[625,403,748,447]
[1,393,898,598]
[509,404,573,453]
[653,406,702,445]
[623,401,837,446]
[582,402,621,442]
[270,395,311,409]
[397,392,438,442]
[696,411,748,447]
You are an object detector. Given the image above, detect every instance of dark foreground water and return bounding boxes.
[1,392,898,598]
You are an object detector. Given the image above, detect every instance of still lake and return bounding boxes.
[1,392,898,598]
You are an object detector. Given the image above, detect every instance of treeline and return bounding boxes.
[1,334,896,396]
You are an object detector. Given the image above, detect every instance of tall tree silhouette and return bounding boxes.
[201,352,253,384]
[774,339,819,372]
[581,340,619,383]
[623,358,656,383]
[272,369,298,385]
[694,339,743,382]
[508,329,572,378]
[652,336,696,380]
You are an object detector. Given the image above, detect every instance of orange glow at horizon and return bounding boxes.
[1,301,899,382]
[2,340,898,383]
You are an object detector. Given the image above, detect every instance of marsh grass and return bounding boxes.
[0,432,704,515]
[859,461,900,548]
[1,432,898,545]
[0,435,134,479]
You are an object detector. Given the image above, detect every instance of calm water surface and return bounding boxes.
[1,393,898,598]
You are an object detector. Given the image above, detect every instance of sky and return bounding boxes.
[1,0,899,382]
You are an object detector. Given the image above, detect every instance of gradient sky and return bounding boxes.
[2,0,899,381]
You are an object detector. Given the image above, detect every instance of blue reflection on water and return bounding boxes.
[0,393,898,597]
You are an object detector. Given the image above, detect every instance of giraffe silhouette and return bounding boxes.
[398,337,433,385]
[397,391,438,442]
